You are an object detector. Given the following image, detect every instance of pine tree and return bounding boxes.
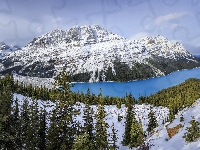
[122,104,134,146]
[47,109,60,149]
[183,116,200,142]
[125,93,135,108]
[147,108,158,134]
[9,97,22,149]
[180,114,184,122]
[20,98,30,149]
[129,114,145,148]
[38,108,47,150]
[72,133,94,150]
[0,74,14,149]
[48,69,79,149]
[116,96,122,109]
[82,104,96,149]
[95,104,109,149]
[109,123,119,150]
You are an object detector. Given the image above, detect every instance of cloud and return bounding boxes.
[51,17,63,23]
[129,32,149,40]
[155,12,189,27]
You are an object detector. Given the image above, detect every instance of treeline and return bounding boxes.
[66,57,200,82]
[148,55,200,75]
[137,78,200,122]
[1,55,200,82]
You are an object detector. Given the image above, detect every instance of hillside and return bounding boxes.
[12,91,200,150]
[1,73,200,149]
[0,25,200,81]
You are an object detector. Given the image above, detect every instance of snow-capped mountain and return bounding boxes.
[1,25,199,81]
[0,42,21,57]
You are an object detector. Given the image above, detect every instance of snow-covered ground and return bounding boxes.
[148,99,200,150]
[13,74,54,89]
[13,93,200,150]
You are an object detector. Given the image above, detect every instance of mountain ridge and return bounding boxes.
[0,25,200,82]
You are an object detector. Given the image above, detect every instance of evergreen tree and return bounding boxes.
[0,74,14,149]
[95,104,109,149]
[47,109,60,149]
[48,69,79,149]
[72,133,93,150]
[38,108,47,150]
[180,115,184,122]
[147,108,158,134]
[9,97,22,149]
[122,103,134,146]
[183,116,200,142]
[82,104,96,149]
[129,114,145,148]
[109,123,119,150]
[20,98,30,149]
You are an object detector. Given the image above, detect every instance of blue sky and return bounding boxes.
[0,0,200,54]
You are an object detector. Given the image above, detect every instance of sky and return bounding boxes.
[0,0,200,54]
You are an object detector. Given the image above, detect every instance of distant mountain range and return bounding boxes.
[0,25,200,82]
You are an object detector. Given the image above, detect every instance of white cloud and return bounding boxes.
[51,17,63,23]
[129,32,149,40]
[155,12,189,26]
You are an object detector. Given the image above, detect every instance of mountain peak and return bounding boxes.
[2,24,198,81]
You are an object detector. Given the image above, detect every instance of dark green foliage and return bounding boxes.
[129,115,145,148]
[180,115,184,122]
[0,74,14,149]
[19,61,56,78]
[47,69,79,149]
[122,104,134,146]
[95,104,109,149]
[147,108,158,134]
[109,123,119,150]
[68,72,92,82]
[82,104,96,149]
[103,62,156,82]
[125,93,135,108]
[183,116,200,142]
[148,55,200,76]
[72,133,94,150]
[144,78,200,121]
[55,56,200,82]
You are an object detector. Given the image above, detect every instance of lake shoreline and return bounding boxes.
[71,67,200,98]
[70,67,200,84]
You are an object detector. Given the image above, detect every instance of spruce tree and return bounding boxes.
[129,114,145,148]
[47,109,60,149]
[82,104,96,149]
[48,69,79,149]
[95,104,109,149]
[122,103,134,146]
[38,108,47,150]
[20,98,30,149]
[72,133,93,150]
[109,123,119,150]
[183,116,200,142]
[147,108,158,134]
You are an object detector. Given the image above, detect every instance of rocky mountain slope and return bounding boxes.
[0,25,200,82]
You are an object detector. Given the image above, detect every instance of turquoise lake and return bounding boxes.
[71,68,200,99]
